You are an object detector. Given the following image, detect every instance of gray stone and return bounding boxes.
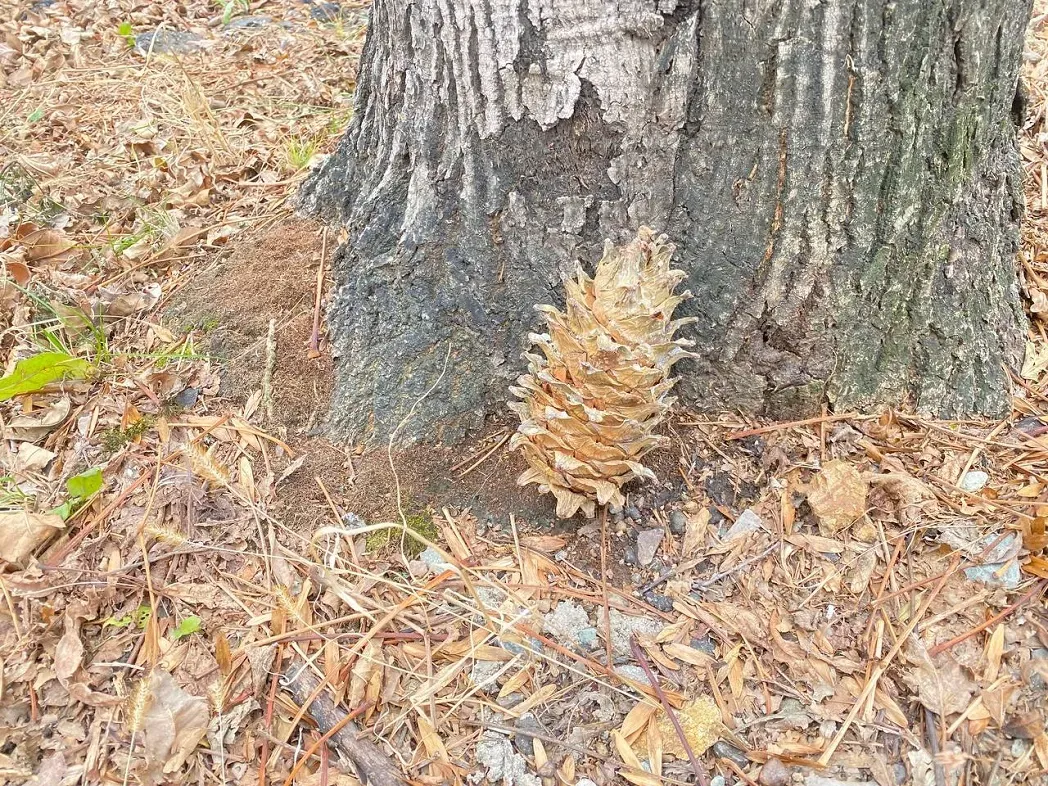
[474,732,541,786]
[576,627,599,651]
[625,505,643,522]
[134,30,207,56]
[419,546,452,572]
[669,510,687,535]
[723,508,763,540]
[636,528,664,565]
[712,741,748,766]
[543,600,591,648]
[613,664,653,686]
[608,609,663,662]
[576,780,598,786]
[804,776,878,786]
[960,470,990,492]
[470,660,504,691]
[964,560,1022,588]
[512,714,543,757]
[758,758,790,786]
[643,592,674,612]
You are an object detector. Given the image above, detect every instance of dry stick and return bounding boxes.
[928,579,1046,656]
[629,635,710,786]
[718,412,870,439]
[281,701,372,786]
[456,431,510,478]
[281,661,402,786]
[694,540,780,589]
[262,318,277,423]
[309,227,327,358]
[600,506,614,671]
[817,556,958,767]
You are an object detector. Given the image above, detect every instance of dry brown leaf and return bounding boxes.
[54,616,84,686]
[867,471,939,525]
[620,700,659,740]
[984,625,1005,682]
[612,730,661,786]
[520,534,567,552]
[902,642,976,717]
[142,670,209,775]
[682,507,709,557]
[663,642,716,668]
[806,460,868,533]
[0,510,64,565]
[20,227,75,263]
[5,396,71,442]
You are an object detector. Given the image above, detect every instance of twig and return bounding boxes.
[262,318,277,423]
[601,506,613,669]
[817,556,958,766]
[309,227,327,358]
[456,431,510,478]
[928,580,1046,656]
[629,635,710,786]
[280,660,402,786]
[717,412,870,440]
[693,540,779,589]
[925,707,947,786]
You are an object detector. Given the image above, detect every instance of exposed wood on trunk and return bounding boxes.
[302,0,1031,445]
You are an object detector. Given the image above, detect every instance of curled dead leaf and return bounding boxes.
[806,459,868,533]
[0,510,64,565]
[142,670,209,775]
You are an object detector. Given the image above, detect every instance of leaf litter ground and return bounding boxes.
[1,2,1048,786]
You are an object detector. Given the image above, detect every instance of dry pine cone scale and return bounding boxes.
[509,227,697,519]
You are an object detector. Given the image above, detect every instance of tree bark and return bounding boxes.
[301,0,1031,446]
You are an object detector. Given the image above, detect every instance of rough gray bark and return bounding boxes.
[301,0,1031,446]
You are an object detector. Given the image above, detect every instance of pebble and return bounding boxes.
[623,546,639,566]
[643,592,673,612]
[419,547,452,572]
[691,634,717,656]
[543,601,591,649]
[173,387,199,407]
[960,470,990,492]
[576,780,598,786]
[625,504,643,522]
[512,714,542,757]
[723,508,763,540]
[711,741,748,767]
[636,528,664,565]
[134,29,207,55]
[554,550,568,562]
[758,758,789,786]
[669,510,687,535]
[576,627,599,651]
[705,472,737,508]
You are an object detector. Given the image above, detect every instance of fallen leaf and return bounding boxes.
[806,460,868,533]
[16,442,56,472]
[142,670,209,775]
[902,641,976,716]
[19,227,75,263]
[55,618,84,686]
[866,471,938,525]
[0,510,64,565]
[5,396,71,441]
[0,353,93,402]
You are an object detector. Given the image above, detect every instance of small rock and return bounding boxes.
[497,692,523,709]
[690,634,717,656]
[634,495,647,510]
[543,600,592,649]
[758,758,790,786]
[223,15,271,29]
[708,507,727,527]
[554,549,568,562]
[172,387,199,407]
[1030,648,1048,690]
[419,546,452,572]
[470,660,504,691]
[134,29,207,55]
[653,487,676,507]
[623,546,639,566]
[613,664,653,685]
[710,777,725,786]
[804,776,878,786]
[576,780,598,786]
[512,714,542,757]
[576,627,599,651]
[475,733,541,786]
[636,528,664,566]
[723,508,763,540]
[625,504,643,522]
[965,560,1022,589]
[608,609,663,662]
[669,510,687,535]
[643,592,674,612]
[960,470,990,492]
[705,472,737,508]
[711,741,748,767]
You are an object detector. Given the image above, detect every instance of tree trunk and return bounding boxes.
[301,0,1031,446]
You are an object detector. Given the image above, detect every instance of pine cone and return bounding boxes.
[509,227,696,518]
